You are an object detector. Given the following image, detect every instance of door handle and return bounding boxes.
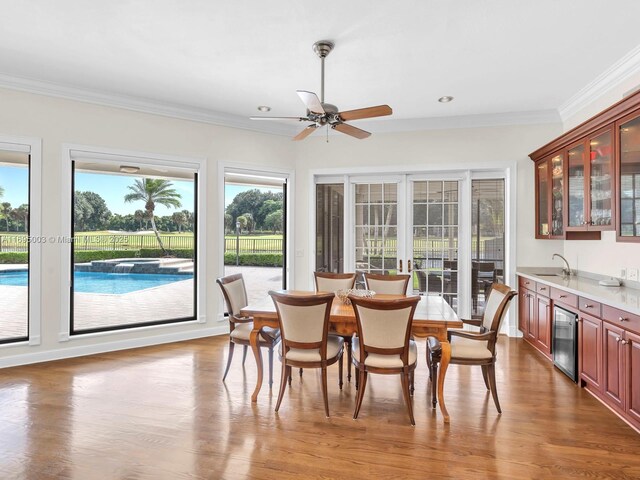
[408,259,412,273]
[399,259,403,273]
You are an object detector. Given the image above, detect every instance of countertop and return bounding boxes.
[516,267,640,317]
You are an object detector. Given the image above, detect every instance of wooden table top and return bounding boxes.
[241,290,462,329]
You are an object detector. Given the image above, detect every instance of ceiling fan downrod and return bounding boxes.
[312,41,334,104]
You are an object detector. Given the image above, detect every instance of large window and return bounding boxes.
[316,184,344,273]
[0,151,30,342]
[70,160,198,334]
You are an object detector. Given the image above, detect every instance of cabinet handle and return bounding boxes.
[584,304,593,309]
[616,336,621,343]
[559,295,567,298]
[399,259,403,273]
[619,316,628,322]
[408,259,412,273]
[540,287,546,291]
[621,339,629,345]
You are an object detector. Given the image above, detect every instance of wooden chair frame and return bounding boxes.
[314,271,357,383]
[349,295,420,425]
[428,283,516,413]
[363,273,411,295]
[217,274,280,387]
[269,291,343,417]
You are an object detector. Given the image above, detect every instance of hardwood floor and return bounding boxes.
[1,336,639,479]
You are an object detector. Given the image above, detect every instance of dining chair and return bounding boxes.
[363,272,411,295]
[314,271,357,383]
[349,294,421,425]
[216,273,280,387]
[427,283,516,413]
[269,290,344,417]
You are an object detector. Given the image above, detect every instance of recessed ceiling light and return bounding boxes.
[120,165,140,174]
[438,96,454,103]
[257,105,271,112]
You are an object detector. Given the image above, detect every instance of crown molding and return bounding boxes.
[559,44,640,123]
[0,72,561,137]
[0,73,298,137]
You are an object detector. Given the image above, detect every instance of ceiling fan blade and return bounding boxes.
[250,116,308,121]
[293,124,319,141]
[338,105,392,121]
[332,123,371,139]
[297,90,325,114]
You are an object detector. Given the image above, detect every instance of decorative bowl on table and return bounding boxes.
[336,289,375,305]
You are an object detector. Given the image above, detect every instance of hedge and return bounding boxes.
[139,248,194,259]
[73,249,141,263]
[0,252,28,264]
[224,252,283,267]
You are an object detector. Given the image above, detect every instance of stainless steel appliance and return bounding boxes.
[553,306,579,382]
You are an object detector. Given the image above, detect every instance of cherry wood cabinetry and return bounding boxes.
[530,88,640,241]
[517,274,640,431]
[579,312,602,391]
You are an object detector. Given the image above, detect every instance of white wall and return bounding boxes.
[562,73,640,278]
[0,88,295,365]
[293,123,564,290]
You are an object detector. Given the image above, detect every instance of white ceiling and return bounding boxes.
[2,1,640,135]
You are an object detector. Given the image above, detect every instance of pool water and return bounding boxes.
[0,270,192,294]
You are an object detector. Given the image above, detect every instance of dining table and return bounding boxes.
[241,291,463,423]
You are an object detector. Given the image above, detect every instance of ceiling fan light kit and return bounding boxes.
[250,40,392,141]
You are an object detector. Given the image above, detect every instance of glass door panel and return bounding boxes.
[315,184,344,272]
[619,115,640,238]
[550,154,564,237]
[410,180,459,312]
[354,182,399,288]
[567,143,586,228]
[589,129,613,228]
[536,161,549,236]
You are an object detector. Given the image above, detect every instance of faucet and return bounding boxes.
[552,253,572,276]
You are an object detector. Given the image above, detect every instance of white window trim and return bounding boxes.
[217,161,295,321]
[59,144,207,341]
[0,134,42,347]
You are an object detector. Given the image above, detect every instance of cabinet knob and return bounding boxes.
[621,339,629,345]
[619,316,628,322]
[584,304,593,309]
[616,336,621,343]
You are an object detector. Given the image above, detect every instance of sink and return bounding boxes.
[534,273,562,277]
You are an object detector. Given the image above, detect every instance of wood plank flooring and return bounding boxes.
[1,336,639,480]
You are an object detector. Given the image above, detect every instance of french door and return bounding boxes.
[349,175,462,312]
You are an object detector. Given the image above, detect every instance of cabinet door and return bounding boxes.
[617,112,640,240]
[518,291,528,335]
[588,127,614,230]
[550,153,564,237]
[603,322,625,410]
[566,141,588,230]
[625,331,640,425]
[579,314,602,390]
[535,295,551,355]
[527,292,536,342]
[536,160,550,238]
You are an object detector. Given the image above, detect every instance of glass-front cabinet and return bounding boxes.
[566,127,615,232]
[536,152,564,239]
[618,112,640,240]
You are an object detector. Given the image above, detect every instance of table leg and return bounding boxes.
[250,326,264,402]
[437,340,452,423]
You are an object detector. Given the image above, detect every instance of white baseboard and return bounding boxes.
[0,325,228,369]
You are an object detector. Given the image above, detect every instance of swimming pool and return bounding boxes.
[0,270,192,294]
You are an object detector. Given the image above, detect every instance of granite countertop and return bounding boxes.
[516,267,640,317]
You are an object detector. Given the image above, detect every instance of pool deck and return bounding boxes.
[0,266,282,340]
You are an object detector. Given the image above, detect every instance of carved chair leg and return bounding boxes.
[299,368,303,378]
[429,347,441,409]
[338,353,344,390]
[487,362,502,414]
[268,346,274,388]
[321,366,330,418]
[353,369,368,419]
[481,364,490,391]
[409,370,415,396]
[222,341,235,382]
[275,360,289,412]
[400,371,415,426]
[345,337,352,382]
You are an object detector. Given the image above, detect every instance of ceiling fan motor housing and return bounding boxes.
[312,41,334,58]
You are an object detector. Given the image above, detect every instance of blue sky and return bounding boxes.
[0,165,28,207]
[1,165,280,215]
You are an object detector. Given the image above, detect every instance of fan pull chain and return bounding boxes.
[326,125,329,143]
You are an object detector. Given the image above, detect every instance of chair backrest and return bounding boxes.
[363,273,411,295]
[216,273,249,317]
[314,272,356,293]
[349,295,420,365]
[269,291,335,356]
[481,283,517,352]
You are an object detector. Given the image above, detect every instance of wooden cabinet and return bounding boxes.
[517,276,551,358]
[579,312,602,391]
[626,331,640,426]
[602,322,625,411]
[535,294,551,356]
[536,152,564,239]
[616,111,640,242]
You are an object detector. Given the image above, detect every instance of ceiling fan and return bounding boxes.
[250,40,392,141]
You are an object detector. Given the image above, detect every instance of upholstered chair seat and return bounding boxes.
[352,337,417,368]
[281,336,344,362]
[449,335,492,360]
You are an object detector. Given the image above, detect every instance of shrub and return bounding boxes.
[224,252,283,267]
[139,248,194,259]
[73,249,141,263]
[0,252,28,264]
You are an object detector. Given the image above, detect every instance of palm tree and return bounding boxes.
[124,179,182,254]
[172,211,186,233]
[0,202,11,232]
